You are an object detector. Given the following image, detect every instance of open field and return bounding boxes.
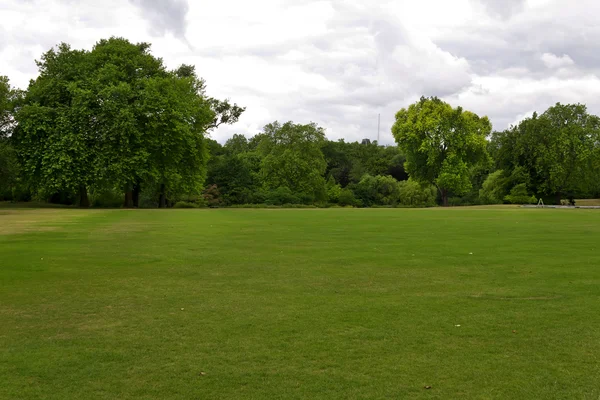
[1,208,600,399]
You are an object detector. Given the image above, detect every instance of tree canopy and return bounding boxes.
[391,97,491,206]
[13,38,244,207]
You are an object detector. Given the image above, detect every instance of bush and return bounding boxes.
[479,170,507,204]
[173,201,199,208]
[397,180,436,207]
[203,184,222,207]
[338,188,358,207]
[327,179,342,203]
[353,174,402,206]
[504,184,537,204]
[265,187,299,205]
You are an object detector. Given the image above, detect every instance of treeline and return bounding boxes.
[1,39,600,208]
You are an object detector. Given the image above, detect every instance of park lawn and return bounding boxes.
[1,208,600,400]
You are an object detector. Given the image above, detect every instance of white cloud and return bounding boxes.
[541,53,575,69]
[2,0,600,143]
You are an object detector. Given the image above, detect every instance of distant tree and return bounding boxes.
[479,170,507,204]
[0,77,21,200]
[258,121,327,202]
[491,103,600,203]
[0,76,19,139]
[397,180,437,207]
[392,97,491,206]
[322,139,407,187]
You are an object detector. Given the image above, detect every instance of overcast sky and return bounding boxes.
[1,0,599,144]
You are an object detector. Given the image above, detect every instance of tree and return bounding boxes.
[15,38,243,208]
[14,44,95,206]
[0,77,21,200]
[139,69,215,207]
[258,121,327,202]
[0,76,19,139]
[479,170,507,204]
[392,97,491,206]
[532,104,600,203]
[491,103,600,203]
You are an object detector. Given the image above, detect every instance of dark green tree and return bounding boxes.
[258,121,327,202]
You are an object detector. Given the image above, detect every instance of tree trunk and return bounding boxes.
[441,189,449,207]
[123,184,133,208]
[132,183,141,208]
[555,192,562,205]
[78,185,90,208]
[158,183,166,208]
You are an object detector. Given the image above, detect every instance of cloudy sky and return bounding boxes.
[1,0,599,144]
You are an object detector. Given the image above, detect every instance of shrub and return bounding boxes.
[338,188,358,207]
[479,170,507,204]
[504,184,537,204]
[397,180,436,207]
[327,180,342,203]
[173,201,199,208]
[203,184,222,207]
[265,186,299,205]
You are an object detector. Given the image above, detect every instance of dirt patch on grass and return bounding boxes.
[0,210,83,235]
[469,294,561,301]
[95,220,149,234]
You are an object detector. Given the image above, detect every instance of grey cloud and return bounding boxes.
[436,0,600,77]
[129,0,189,38]
[478,0,525,19]
[205,1,473,144]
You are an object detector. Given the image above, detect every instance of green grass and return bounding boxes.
[1,208,600,399]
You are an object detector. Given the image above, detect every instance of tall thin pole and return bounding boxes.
[377,113,380,144]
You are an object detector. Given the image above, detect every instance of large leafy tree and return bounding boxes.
[14,44,96,206]
[0,76,18,139]
[15,38,243,207]
[140,67,216,207]
[491,103,600,203]
[0,76,21,199]
[85,38,168,206]
[258,121,327,202]
[391,97,491,206]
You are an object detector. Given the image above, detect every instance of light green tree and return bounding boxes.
[391,97,491,206]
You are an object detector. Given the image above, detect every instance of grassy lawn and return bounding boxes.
[1,208,600,399]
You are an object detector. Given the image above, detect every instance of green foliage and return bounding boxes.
[479,170,507,204]
[326,176,342,203]
[392,97,491,205]
[265,186,300,206]
[259,121,327,202]
[0,140,22,200]
[338,188,358,207]
[13,38,242,208]
[351,174,436,207]
[173,201,200,208]
[322,139,407,187]
[89,189,123,208]
[397,180,437,207]
[504,183,537,204]
[491,103,600,203]
[0,76,20,139]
